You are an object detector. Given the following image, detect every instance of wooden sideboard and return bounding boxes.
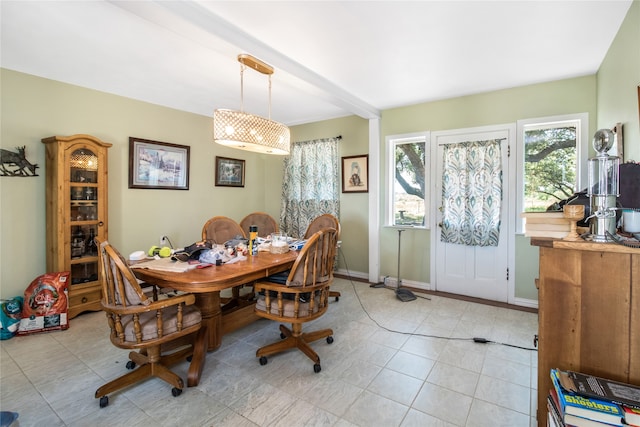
[532,238,640,427]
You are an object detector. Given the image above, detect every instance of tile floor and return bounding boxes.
[0,278,539,426]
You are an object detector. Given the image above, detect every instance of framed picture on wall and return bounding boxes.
[215,156,245,187]
[128,137,190,190]
[342,155,368,193]
[612,122,624,161]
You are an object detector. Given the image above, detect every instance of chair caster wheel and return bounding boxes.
[171,387,182,397]
[280,332,286,339]
[326,336,334,344]
[186,355,192,362]
[99,396,109,408]
[313,364,321,373]
[126,360,136,370]
[259,356,268,366]
[335,296,339,302]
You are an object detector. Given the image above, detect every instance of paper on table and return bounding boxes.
[131,257,197,273]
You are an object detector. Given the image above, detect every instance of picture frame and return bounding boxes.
[129,137,189,190]
[215,156,245,187]
[612,122,624,161]
[342,154,368,193]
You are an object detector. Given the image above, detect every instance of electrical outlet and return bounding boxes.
[160,235,168,246]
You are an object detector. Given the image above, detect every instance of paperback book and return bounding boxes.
[557,369,640,410]
[548,392,565,427]
[551,369,624,426]
[623,406,640,426]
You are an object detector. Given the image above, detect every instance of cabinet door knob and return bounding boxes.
[98,221,104,227]
[81,297,88,303]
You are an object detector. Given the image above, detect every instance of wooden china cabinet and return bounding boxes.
[42,134,112,319]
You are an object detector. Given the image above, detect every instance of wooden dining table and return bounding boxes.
[131,250,298,386]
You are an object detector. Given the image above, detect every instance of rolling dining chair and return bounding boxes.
[201,215,251,305]
[304,214,341,301]
[254,227,338,373]
[239,211,278,238]
[201,215,246,244]
[94,239,202,407]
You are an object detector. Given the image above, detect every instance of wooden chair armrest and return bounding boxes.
[103,292,196,314]
[254,281,329,294]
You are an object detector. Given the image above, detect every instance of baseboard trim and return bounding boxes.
[334,271,538,313]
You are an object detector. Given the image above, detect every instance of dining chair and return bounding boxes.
[201,215,245,244]
[94,239,202,407]
[239,212,278,238]
[254,227,338,373]
[202,215,252,306]
[304,214,341,302]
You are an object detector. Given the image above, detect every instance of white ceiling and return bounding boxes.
[1,1,633,126]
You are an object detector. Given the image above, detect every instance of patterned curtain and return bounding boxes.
[440,139,503,247]
[280,137,340,238]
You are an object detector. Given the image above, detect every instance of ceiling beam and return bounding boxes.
[110,0,380,120]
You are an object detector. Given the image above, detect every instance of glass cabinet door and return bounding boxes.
[69,148,100,286]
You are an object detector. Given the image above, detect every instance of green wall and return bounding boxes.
[289,116,371,276]
[382,76,598,302]
[1,1,637,303]
[0,69,281,298]
[597,0,640,161]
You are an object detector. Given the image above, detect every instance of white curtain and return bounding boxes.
[440,139,503,247]
[280,137,340,238]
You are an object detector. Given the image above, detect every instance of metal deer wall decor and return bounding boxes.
[1,146,39,176]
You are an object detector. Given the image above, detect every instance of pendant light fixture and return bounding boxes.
[213,54,290,155]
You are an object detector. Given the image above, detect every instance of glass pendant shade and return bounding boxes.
[213,109,290,155]
[213,54,290,155]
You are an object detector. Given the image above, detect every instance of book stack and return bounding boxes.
[547,368,640,427]
[521,212,571,238]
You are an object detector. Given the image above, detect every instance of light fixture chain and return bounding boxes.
[240,63,246,112]
[268,74,272,120]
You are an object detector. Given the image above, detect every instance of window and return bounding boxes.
[386,133,429,227]
[516,113,588,232]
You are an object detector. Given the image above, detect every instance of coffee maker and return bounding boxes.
[587,129,620,242]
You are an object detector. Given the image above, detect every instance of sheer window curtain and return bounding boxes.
[440,139,503,247]
[280,137,340,238]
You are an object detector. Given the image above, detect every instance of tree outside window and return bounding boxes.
[387,134,428,227]
[523,122,579,212]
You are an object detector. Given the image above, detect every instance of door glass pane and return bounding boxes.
[70,149,98,183]
[69,148,100,287]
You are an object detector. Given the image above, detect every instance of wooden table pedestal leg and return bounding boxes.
[195,292,222,351]
[186,291,221,387]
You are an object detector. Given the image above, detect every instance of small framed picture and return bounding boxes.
[129,137,189,190]
[215,156,245,187]
[612,122,624,161]
[342,155,368,193]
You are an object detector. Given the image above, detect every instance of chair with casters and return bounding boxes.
[254,227,338,373]
[202,215,252,306]
[239,212,278,238]
[94,239,202,408]
[304,214,341,302]
[201,215,245,245]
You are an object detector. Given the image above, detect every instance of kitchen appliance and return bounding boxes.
[587,129,620,242]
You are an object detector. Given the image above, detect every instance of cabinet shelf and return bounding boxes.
[70,255,98,264]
